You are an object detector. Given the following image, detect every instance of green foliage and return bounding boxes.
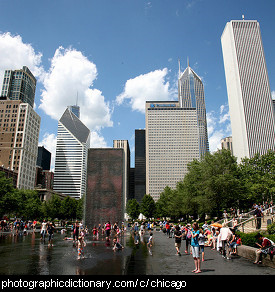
[237,231,275,248]
[140,194,156,219]
[152,150,275,221]
[267,222,275,235]
[126,199,140,220]
[0,170,81,220]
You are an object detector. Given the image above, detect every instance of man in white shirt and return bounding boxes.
[220,223,232,259]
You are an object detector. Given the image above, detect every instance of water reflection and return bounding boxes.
[0,229,151,275]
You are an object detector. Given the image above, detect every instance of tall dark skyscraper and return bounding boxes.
[37,146,51,171]
[1,66,37,108]
[134,129,146,203]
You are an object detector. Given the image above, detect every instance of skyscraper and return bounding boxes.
[54,107,90,199]
[1,66,37,108]
[178,63,209,157]
[0,99,40,189]
[134,129,146,203]
[221,19,275,161]
[145,64,209,201]
[113,139,130,217]
[67,105,80,119]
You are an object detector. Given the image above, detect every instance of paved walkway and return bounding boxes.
[127,229,275,275]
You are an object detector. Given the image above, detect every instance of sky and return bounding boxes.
[0,0,274,169]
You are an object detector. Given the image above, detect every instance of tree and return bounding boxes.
[0,171,15,217]
[126,199,140,220]
[21,190,42,220]
[140,194,156,219]
[239,150,275,205]
[45,194,62,220]
[61,196,77,220]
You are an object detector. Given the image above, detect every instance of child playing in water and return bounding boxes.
[77,235,86,260]
[112,238,124,251]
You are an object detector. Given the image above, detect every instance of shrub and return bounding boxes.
[267,222,275,235]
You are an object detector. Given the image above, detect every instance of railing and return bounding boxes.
[215,206,275,233]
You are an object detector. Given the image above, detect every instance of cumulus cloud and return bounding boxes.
[207,104,232,153]
[0,32,44,86]
[116,68,172,113]
[90,131,108,148]
[39,47,113,132]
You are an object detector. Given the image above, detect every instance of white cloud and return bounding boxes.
[39,46,113,132]
[116,68,171,113]
[207,104,231,153]
[90,131,107,148]
[0,32,44,87]
[39,133,57,171]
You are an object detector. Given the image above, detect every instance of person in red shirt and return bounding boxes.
[165,221,171,238]
[254,233,273,264]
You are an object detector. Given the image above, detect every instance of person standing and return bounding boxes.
[220,222,232,259]
[191,222,201,273]
[40,220,47,242]
[47,222,55,247]
[198,228,205,261]
[174,225,182,256]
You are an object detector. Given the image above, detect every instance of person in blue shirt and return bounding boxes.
[191,222,201,273]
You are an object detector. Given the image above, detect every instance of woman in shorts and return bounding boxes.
[191,222,201,273]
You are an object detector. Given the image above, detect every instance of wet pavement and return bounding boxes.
[0,228,274,275]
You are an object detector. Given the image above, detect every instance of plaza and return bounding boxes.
[0,227,274,276]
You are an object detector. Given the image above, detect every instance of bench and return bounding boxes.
[237,245,275,269]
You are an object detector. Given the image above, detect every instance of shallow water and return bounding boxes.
[0,230,149,275]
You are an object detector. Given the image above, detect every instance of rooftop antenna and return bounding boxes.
[187,56,190,68]
[76,91,78,106]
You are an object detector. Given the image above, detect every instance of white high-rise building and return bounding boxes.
[54,107,90,199]
[221,19,275,161]
[145,64,209,201]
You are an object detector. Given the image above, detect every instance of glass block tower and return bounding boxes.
[178,64,209,158]
[54,107,90,199]
[221,20,275,161]
[1,66,36,108]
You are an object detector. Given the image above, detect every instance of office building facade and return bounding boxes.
[146,101,200,201]
[1,66,37,108]
[0,99,40,189]
[54,107,90,199]
[37,146,51,171]
[221,136,233,155]
[146,64,208,201]
[134,129,146,203]
[221,20,275,161]
[113,140,130,216]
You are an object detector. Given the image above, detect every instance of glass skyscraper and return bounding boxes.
[1,66,37,108]
[54,107,90,199]
[178,64,209,157]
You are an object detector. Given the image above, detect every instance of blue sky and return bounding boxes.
[0,0,274,168]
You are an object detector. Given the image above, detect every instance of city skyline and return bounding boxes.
[0,1,275,169]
